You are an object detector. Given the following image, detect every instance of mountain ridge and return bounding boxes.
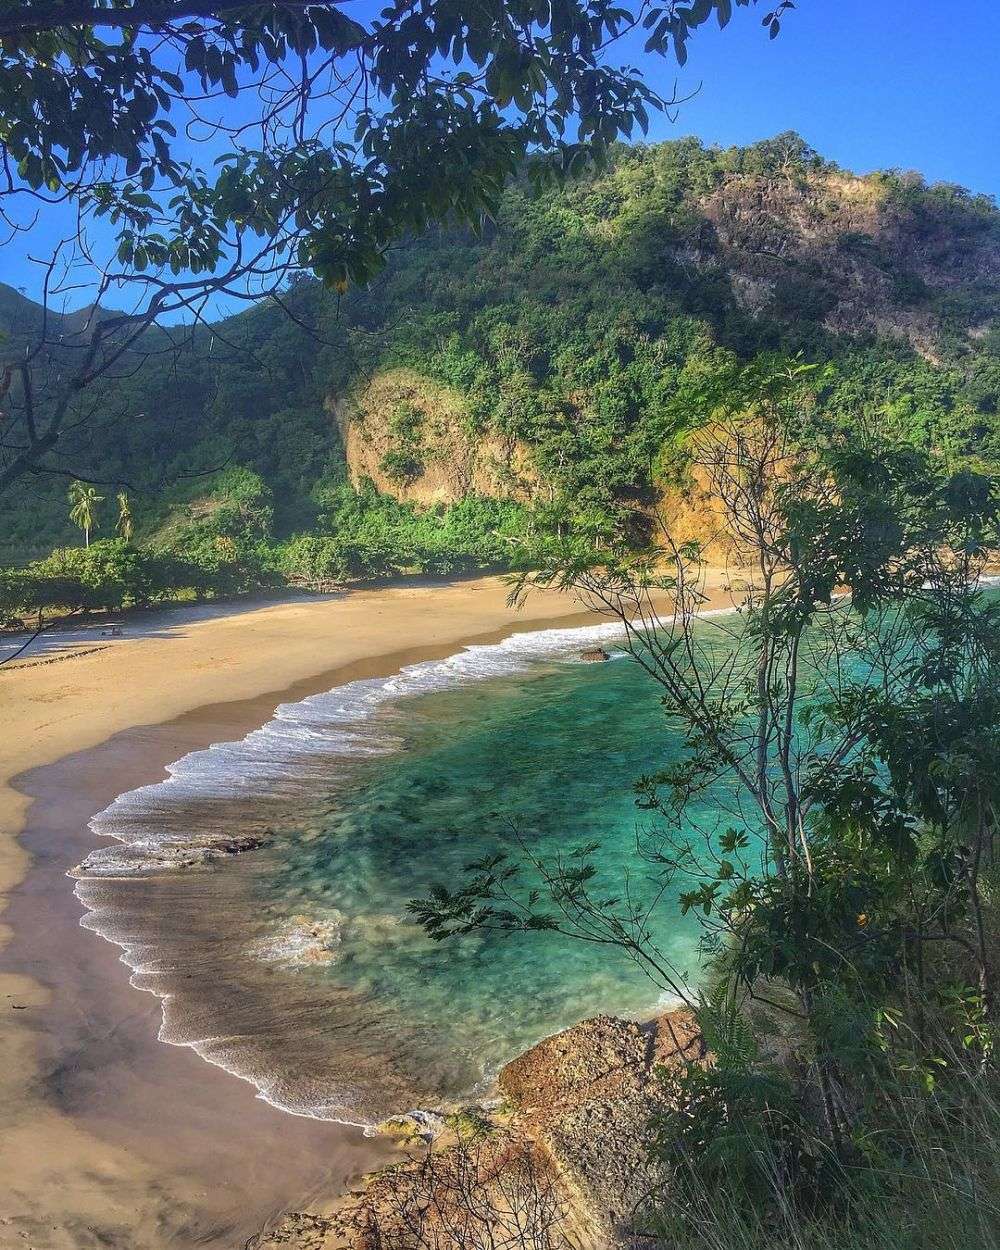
[2,132,1000,563]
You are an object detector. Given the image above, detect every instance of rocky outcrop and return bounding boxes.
[697,169,1000,358]
[283,1011,704,1250]
[256,1212,339,1247]
[580,648,611,662]
[333,368,537,507]
[500,1012,705,1243]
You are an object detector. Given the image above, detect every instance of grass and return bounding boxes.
[640,1046,1000,1250]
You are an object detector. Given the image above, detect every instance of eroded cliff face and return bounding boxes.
[258,1012,705,1250]
[334,369,748,559]
[332,368,538,507]
[694,169,1000,359]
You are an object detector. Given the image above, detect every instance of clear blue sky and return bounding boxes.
[5,0,1000,307]
[635,0,1000,193]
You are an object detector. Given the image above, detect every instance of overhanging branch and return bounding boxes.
[0,1,315,39]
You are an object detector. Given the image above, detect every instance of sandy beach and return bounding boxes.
[0,572,739,1249]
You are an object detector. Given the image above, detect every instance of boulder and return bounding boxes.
[498,1011,704,1242]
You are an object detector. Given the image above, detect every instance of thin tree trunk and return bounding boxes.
[967,809,993,1015]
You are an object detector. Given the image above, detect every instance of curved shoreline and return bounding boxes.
[71,615,663,1130]
[0,573,737,1248]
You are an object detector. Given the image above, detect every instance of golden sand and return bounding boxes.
[0,572,739,1248]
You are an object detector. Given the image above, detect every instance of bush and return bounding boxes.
[379,448,425,485]
[276,535,351,581]
[0,566,60,622]
[30,540,164,611]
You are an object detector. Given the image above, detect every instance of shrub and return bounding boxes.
[276,536,351,581]
[380,448,425,485]
[31,539,163,611]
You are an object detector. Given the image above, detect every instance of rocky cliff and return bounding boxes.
[333,369,537,508]
[258,1010,705,1250]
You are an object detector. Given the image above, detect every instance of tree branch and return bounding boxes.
[0,0,315,39]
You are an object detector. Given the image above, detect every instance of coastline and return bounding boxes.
[0,572,739,1248]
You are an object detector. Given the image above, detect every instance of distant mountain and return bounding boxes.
[3,132,1000,562]
[0,283,40,331]
[0,283,129,345]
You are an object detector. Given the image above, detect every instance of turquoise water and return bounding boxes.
[80,624,743,1121]
[254,651,727,1104]
[78,594,1000,1121]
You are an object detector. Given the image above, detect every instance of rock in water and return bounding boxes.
[580,647,610,662]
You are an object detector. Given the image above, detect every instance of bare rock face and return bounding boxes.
[579,648,611,662]
[499,1012,704,1244]
[334,368,537,508]
[284,1011,704,1250]
[327,1130,568,1250]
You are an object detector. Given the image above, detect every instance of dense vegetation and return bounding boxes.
[411,365,1000,1249]
[3,132,1000,618]
[0,470,528,623]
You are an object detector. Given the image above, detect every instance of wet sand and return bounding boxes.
[4,701,397,1250]
[0,573,741,1248]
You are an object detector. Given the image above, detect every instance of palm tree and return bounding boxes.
[68,481,103,548]
[116,491,134,542]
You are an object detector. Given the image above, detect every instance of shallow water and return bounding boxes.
[75,620,736,1123]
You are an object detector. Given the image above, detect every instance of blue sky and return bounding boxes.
[5,0,1000,309]
[635,0,1000,192]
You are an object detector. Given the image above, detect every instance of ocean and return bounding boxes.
[73,616,739,1125]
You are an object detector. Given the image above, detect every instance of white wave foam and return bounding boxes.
[76,616,645,876]
[70,607,730,1124]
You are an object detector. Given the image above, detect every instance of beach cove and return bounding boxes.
[0,573,736,1248]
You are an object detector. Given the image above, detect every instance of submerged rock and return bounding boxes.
[580,647,611,662]
[72,826,275,877]
[249,913,343,968]
[208,831,271,856]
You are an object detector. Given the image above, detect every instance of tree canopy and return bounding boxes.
[0,0,791,496]
[0,0,786,293]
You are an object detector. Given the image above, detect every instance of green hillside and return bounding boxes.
[3,131,1000,575]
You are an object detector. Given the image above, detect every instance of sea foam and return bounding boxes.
[71,608,735,1123]
[76,617,637,877]
[69,614,653,1123]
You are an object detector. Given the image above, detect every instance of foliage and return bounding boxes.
[641,1044,1000,1250]
[409,361,1000,1241]
[0,0,771,299]
[10,539,175,612]
[3,137,1000,564]
[67,480,104,546]
[0,469,531,621]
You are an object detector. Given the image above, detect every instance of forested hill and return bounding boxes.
[4,131,1000,567]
